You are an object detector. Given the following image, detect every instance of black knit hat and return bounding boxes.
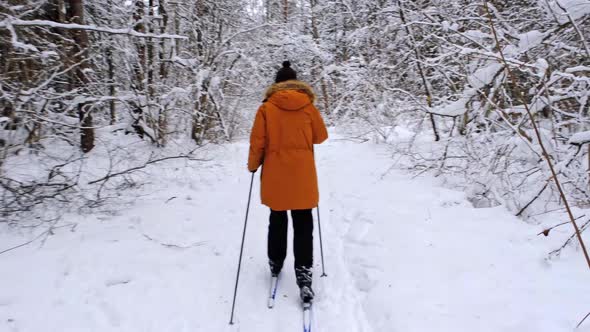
[275,61,297,83]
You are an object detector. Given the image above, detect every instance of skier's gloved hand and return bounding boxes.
[249,168,257,173]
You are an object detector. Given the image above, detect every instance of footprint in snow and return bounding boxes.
[99,300,122,327]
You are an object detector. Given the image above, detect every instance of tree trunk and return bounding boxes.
[158,0,169,145]
[173,1,180,56]
[146,0,156,142]
[284,0,288,23]
[265,0,271,22]
[107,0,116,125]
[106,46,116,125]
[309,0,330,114]
[69,0,95,152]
[398,0,439,141]
[133,0,146,91]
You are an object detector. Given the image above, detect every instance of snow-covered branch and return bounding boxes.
[0,18,187,40]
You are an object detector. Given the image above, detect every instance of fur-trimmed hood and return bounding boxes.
[264,80,316,111]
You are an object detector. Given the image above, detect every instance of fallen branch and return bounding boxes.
[88,150,207,185]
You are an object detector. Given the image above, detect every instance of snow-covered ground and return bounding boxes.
[1,131,589,332]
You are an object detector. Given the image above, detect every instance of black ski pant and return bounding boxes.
[268,209,313,288]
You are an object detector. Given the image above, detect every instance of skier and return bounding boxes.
[247,61,328,304]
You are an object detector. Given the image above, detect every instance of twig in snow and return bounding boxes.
[577,311,590,328]
[516,178,551,217]
[0,229,50,255]
[548,219,590,258]
[537,215,585,236]
[142,233,206,250]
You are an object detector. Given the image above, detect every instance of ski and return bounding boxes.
[302,302,312,332]
[267,275,279,308]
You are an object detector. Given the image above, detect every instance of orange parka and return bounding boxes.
[248,80,328,211]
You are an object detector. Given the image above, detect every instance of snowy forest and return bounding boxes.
[1,0,590,331]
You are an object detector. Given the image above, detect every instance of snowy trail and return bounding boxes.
[1,134,589,332]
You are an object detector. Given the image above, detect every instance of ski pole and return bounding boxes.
[229,172,255,325]
[317,205,327,277]
[312,146,327,277]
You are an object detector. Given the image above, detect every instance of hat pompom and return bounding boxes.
[275,61,297,83]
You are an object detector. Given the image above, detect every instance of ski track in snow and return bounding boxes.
[1,133,589,332]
